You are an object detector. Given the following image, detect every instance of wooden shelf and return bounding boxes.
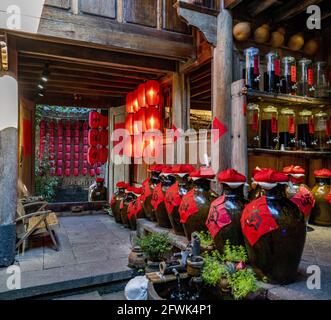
[247,90,331,108]
[248,148,331,159]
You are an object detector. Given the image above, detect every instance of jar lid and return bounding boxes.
[263,105,278,113]
[314,111,328,118]
[280,108,295,115]
[299,109,312,116]
[282,56,295,63]
[247,103,260,111]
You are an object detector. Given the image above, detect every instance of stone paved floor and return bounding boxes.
[0,214,133,299]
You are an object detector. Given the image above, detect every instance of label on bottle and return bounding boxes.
[308,68,313,86]
[271,117,278,134]
[309,118,314,134]
[288,117,295,134]
[291,66,297,83]
[254,56,259,75]
[252,111,259,131]
[274,59,281,76]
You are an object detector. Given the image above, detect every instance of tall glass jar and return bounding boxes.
[264,51,281,93]
[314,111,331,151]
[297,58,315,97]
[314,61,329,98]
[280,56,297,95]
[297,110,314,150]
[279,108,296,150]
[247,103,260,148]
[261,106,278,149]
[244,47,260,90]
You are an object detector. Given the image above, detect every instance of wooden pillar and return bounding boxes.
[211,9,233,172]
[0,37,18,266]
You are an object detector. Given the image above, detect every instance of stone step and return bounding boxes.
[55,291,102,300]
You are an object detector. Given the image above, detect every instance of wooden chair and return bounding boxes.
[16,201,59,254]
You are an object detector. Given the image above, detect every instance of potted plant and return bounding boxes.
[197,231,215,253]
[137,232,172,273]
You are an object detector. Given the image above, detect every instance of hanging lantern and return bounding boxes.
[145,106,160,131]
[58,152,63,160]
[83,129,88,138]
[133,90,139,113]
[89,111,101,129]
[74,153,79,161]
[82,167,88,176]
[125,113,134,135]
[100,114,108,128]
[90,168,95,177]
[83,160,88,168]
[100,129,109,146]
[74,130,80,137]
[88,146,98,166]
[65,161,71,168]
[88,129,100,146]
[134,108,146,134]
[83,145,88,153]
[74,168,79,177]
[83,153,88,161]
[145,80,160,106]
[126,92,135,114]
[98,146,109,164]
[65,153,71,161]
[58,137,63,145]
[65,168,71,177]
[83,122,89,130]
[95,167,101,176]
[74,160,79,168]
[57,167,63,176]
[49,121,55,130]
[74,145,79,153]
[65,145,71,153]
[83,137,88,145]
[137,83,147,109]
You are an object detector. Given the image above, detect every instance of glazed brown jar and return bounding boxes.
[241,172,306,284]
[207,170,247,253]
[141,170,161,221]
[310,169,331,226]
[128,196,144,230]
[120,189,137,228]
[90,178,108,201]
[110,183,127,224]
[179,169,216,241]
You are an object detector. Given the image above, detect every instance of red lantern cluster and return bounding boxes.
[87,111,109,176]
[124,80,161,158]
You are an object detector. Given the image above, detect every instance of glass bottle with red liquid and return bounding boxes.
[261,106,279,149]
[297,110,314,150]
[244,47,260,90]
[279,108,296,150]
[280,56,297,95]
[297,58,315,97]
[264,51,281,93]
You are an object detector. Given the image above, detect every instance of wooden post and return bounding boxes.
[231,79,247,176]
[0,37,18,266]
[211,9,233,172]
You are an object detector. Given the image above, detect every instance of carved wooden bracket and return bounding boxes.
[174,1,218,46]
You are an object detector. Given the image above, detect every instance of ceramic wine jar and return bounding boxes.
[207,184,247,253]
[120,190,137,228]
[310,169,331,226]
[241,183,306,284]
[111,183,127,224]
[128,197,145,231]
[141,170,161,221]
[90,178,108,201]
[154,174,176,228]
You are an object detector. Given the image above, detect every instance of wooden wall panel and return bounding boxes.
[124,0,157,28]
[81,0,116,19]
[45,0,71,9]
[163,0,190,34]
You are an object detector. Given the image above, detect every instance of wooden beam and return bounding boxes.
[15,37,177,73]
[274,0,324,23]
[224,0,243,10]
[247,0,280,17]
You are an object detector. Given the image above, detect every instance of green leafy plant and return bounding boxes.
[228,268,258,300]
[197,231,214,247]
[221,239,248,263]
[137,232,172,262]
[201,254,225,286]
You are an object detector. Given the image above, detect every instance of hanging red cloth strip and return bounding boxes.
[290,186,315,217]
[206,196,231,239]
[151,183,164,210]
[241,196,279,246]
[164,181,182,215]
[141,178,152,202]
[179,189,199,224]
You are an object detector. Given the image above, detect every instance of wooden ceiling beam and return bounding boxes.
[247,0,280,17]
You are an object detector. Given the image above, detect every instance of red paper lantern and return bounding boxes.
[126,92,135,114]
[40,128,46,138]
[57,160,63,167]
[49,145,55,153]
[65,168,71,177]
[83,137,88,145]
[49,129,55,137]
[74,161,79,168]
[74,137,79,145]
[74,121,81,130]
[58,137,63,145]
[65,161,71,168]
[58,152,63,160]
[74,145,79,153]
[145,106,160,131]
[65,153,70,161]
[95,167,101,176]
[58,144,63,152]
[40,119,46,129]
[82,167,88,176]
[134,109,146,134]
[88,146,98,166]
[90,168,95,177]
[50,137,55,144]
[65,122,71,130]
[100,129,108,146]
[125,114,134,135]
[83,145,88,153]
[74,130,79,137]
[88,129,100,146]
[89,111,101,129]
[74,153,79,161]
[133,90,139,113]
[74,168,79,177]
[83,160,88,168]
[145,80,160,106]
[66,137,71,145]
[50,161,55,168]
[100,114,108,128]
[98,147,109,164]
[83,130,88,138]
[49,154,55,161]
[83,122,89,130]
[137,83,147,109]
[65,145,71,153]
[57,167,63,176]
[83,153,88,161]
[65,130,71,137]
[49,121,55,129]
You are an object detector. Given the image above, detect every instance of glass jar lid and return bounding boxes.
[299,109,313,117]
[247,103,260,111]
[280,108,295,115]
[263,105,278,114]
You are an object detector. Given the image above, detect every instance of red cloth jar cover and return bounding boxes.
[88,146,98,166]
[290,186,315,217]
[161,166,173,174]
[179,189,199,224]
[149,164,164,172]
[190,167,215,179]
[164,182,182,215]
[206,196,232,239]
[151,183,164,210]
[88,129,100,146]
[217,169,246,183]
[117,181,128,189]
[240,196,279,246]
[172,164,195,174]
[127,197,143,220]
[253,169,288,183]
[283,165,305,174]
[141,178,152,202]
[314,168,331,177]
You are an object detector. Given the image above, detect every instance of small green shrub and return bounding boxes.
[137,232,172,262]
[197,231,214,247]
[221,239,248,263]
[228,268,258,300]
[201,255,225,287]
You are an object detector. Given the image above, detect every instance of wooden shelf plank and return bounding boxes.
[248,148,331,159]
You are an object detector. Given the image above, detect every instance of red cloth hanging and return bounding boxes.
[151,183,164,210]
[179,189,199,224]
[164,182,182,215]
[241,196,279,246]
[206,196,231,239]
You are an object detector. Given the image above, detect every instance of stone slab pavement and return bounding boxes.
[0,214,133,300]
